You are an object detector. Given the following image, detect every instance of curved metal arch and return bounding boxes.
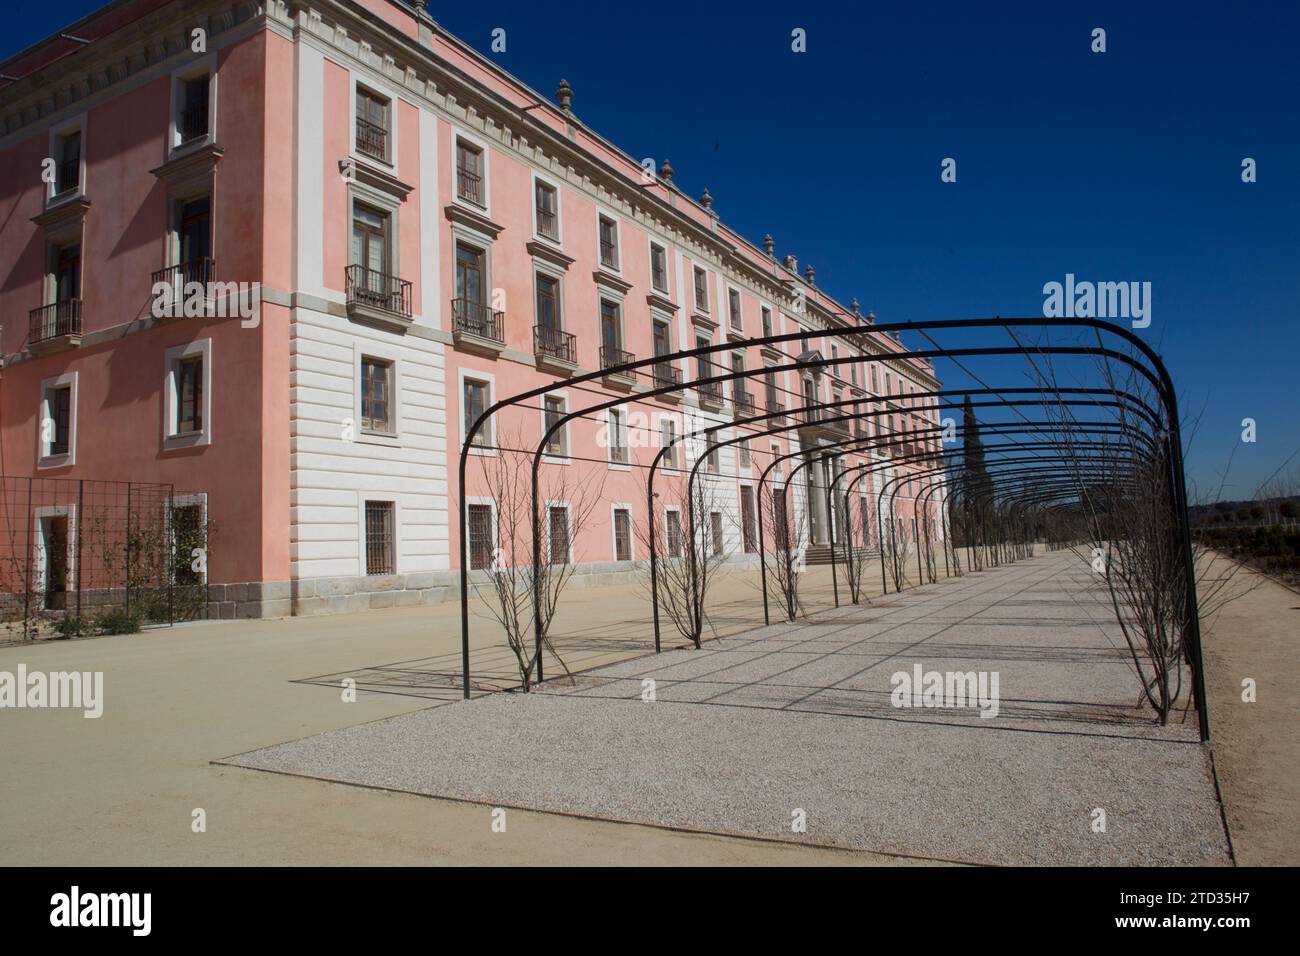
[456,317,1201,741]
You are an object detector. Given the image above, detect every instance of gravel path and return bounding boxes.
[224,553,1231,865]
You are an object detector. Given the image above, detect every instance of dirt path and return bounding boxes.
[1200,565,1300,865]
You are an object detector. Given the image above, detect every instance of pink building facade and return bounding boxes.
[0,0,942,618]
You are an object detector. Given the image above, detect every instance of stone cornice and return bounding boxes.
[525,240,574,271]
[0,1,286,141]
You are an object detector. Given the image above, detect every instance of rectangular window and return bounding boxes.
[710,512,724,557]
[650,243,668,292]
[535,273,560,332]
[738,439,751,468]
[179,73,210,144]
[176,356,204,435]
[456,139,485,205]
[740,487,757,553]
[771,444,783,478]
[464,378,490,447]
[48,386,72,456]
[693,266,708,312]
[468,503,494,571]
[609,409,629,464]
[356,88,390,161]
[544,395,567,456]
[761,306,773,337]
[364,501,395,575]
[350,204,390,308]
[765,369,779,409]
[56,131,81,195]
[870,365,878,393]
[600,299,622,356]
[706,435,719,474]
[548,506,569,565]
[598,214,619,269]
[728,288,742,330]
[54,244,81,302]
[666,510,682,558]
[360,356,393,433]
[535,180,558,239]
[178,196,212,276]
[613,508,632,561]
[661,417,677,470]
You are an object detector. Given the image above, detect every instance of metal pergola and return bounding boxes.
[457,317,1206,739]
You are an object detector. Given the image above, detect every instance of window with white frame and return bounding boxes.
[650,242,668,293]
[608,409,629,465]
[535,179,559,241]
[761,305,773,337]
[50,122,84,199]
[456,137,485,206]
[665,509,683,558]
[39,374,76,466]
[597,214,619,270]
[693,266,709,312]
[172,64,213,150]
[548,506,570,565]
[544,395,567,457]
[613,507,633,561]
[728,288,742,330]
[355,86,391,163]
[364,500,395,575]
[164,340,211,449]
[464,377,491,448]
[661,417,678,470]
[360,356,394,433]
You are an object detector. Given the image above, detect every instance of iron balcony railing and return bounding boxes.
[29,300,82,344]
[698,380,723,404]
[600,345,635,373]
[534,324,576,364]
[56,158,80,195]
[452,298,504,343]
[766,399,786,420]
[179,104,209,143]
[345,264,412,319]
[356,118,387,160]
[653,362,681,389]
[457,165,483,205]
[452,300,501,345]
[152,257,217,289]
[733,388,756,416]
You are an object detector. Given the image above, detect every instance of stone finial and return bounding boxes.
[804,263,816,286]
[659,158,674,182]
[763,234,775,258]
[700,187,713,210]
[851,298,860,317]
[866,310,876,324]
[783,254,797,272]
[556,78,573,112]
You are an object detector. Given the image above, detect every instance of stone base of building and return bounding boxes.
[202,555,769,619]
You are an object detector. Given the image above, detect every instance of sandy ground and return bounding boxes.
[1199,560,1300,865]
[0,565,919,865]
[0,549,1293,865]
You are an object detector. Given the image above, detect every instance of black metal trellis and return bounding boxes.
[457,317,1207,740]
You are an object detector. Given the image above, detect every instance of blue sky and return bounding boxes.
[7,1,1298,499]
